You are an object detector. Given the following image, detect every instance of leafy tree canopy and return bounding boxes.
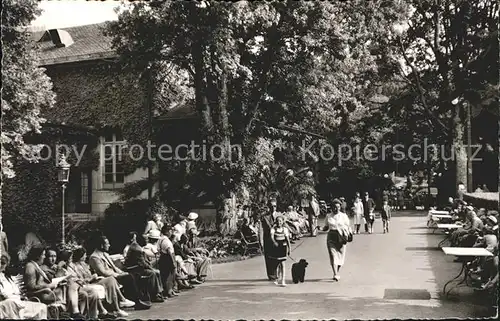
[1,0,55,179]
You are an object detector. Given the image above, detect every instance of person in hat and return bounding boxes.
[186,212,199,232]
[143,230,161,267]
[269,215,291,286]
[322,199,351,281]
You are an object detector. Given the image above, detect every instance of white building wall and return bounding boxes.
[89,138,159,217]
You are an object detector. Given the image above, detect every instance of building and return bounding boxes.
[35,23,159,221]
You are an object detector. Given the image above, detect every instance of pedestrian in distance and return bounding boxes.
[352,193,364,234]
[362,192,375,233]
[381,199,391,233]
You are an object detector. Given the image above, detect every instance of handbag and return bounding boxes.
[347,231,353,242]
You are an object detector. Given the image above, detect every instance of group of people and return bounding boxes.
[0,211,212,320]
[351,192,391,234]
[438,199,499,297]
[258,197,354,285]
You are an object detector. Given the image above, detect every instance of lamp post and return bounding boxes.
[57,155,71,244]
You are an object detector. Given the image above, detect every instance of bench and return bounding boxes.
[11,274,65,319]
[441,247,493,297]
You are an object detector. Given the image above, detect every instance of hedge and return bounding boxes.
[463,192,499,210]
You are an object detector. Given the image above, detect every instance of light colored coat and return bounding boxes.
[89,250,123,277]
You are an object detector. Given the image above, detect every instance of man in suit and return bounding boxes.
[124,237,164,303]
[259,201,278,281]
[89,236,150,310]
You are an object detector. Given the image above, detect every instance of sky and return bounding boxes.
[30,0,121,31]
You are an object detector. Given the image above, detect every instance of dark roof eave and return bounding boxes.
[42,122,99,135]
[39,51,118,66]
[154,115,198,122]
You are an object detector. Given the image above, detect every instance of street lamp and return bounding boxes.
[57,155,71,244]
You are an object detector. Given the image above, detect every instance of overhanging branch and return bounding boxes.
[398,38,450,137]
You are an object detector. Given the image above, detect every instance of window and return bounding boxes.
[81,172,89,204]
[102,133,125,189]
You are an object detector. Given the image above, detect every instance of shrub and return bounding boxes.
[199,236,245,258]
[103,198,176,253]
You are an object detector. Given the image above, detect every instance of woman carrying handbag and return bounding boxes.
[323,199,352,281]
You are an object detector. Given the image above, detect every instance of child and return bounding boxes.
[381,200,391,233]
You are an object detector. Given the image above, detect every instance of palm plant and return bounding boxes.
[253,164,316,210]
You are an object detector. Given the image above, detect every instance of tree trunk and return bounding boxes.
[192,41,213,134]
[453,104,467,194]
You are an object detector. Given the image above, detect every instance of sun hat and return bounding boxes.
[332,198,341,205]
[487,215,498,225]
[187,212,198,220]
[146,230,161,239]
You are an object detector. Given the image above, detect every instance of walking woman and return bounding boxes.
[323,199,351,281]
[353,193,364,234]
[270,215,291,287]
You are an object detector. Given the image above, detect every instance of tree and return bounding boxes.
[1,0,55,254]
[107,1,408,234]
[386,0,498,192]
[1,0,55,179]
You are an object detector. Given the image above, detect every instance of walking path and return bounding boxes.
[130,211,495,319]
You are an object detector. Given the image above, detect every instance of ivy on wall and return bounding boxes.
[42,61,151,175]
[3,128,99,247]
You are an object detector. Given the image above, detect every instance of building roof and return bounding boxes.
[155,102,197,121]
[34,22,116,66]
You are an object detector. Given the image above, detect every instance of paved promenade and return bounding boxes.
[130,211,496,319]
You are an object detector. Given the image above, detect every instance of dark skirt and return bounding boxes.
[269,241,288,261]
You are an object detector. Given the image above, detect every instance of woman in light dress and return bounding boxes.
[143,213,165,244]
[68,247,132,318]
[0,254,47,319]
[323,199,351,281]
[352,193,364,234]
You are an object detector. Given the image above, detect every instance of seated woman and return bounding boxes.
[0,254,47,319]
[240,218,259,242]
[41,248,99,319]
[69,247,131,318]
[24,245,86,319]
[143,213,164,245]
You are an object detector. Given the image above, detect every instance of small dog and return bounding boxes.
[291,259,309,284]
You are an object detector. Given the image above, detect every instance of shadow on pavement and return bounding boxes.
[407,232,434,235]
[390,210,429,217]
[406,246,442,251]
[130,288,496,319]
